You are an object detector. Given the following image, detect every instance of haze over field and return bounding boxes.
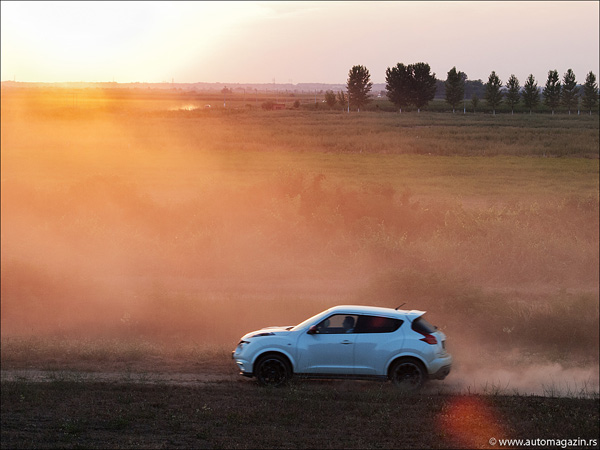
[2,85,599,396]
[1,1,599,398]
[1,1,598,86]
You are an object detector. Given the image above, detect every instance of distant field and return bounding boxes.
[2,88,598,199]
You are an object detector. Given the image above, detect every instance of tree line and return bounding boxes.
[329,64,599,115]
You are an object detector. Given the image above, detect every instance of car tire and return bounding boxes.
[389,359,426,391]
[254,354,292,387]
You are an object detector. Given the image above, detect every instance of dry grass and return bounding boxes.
[2,378,598,449]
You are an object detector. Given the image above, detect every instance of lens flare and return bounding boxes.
[437,395,507,449]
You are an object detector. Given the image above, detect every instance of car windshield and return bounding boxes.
[290,310,332,331]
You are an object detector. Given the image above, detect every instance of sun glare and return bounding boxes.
[1,1,268,82]
[2,1,598,83]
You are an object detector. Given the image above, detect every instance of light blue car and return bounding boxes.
[232,305,452,390]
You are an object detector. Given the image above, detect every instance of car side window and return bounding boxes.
[354,315,403,333]
[315,314,358,334]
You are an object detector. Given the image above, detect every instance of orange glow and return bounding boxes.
[2,87,598,403]
[438,395,508,449]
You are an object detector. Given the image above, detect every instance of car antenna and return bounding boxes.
[395,303,406,310]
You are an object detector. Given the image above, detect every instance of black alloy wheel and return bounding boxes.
[390,359,426,391]
[255,355,291,387]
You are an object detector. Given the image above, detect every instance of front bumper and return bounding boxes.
[232,351,253,377]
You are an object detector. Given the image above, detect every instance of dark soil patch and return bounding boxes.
[2,378,598,449]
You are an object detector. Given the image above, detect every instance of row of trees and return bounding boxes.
[458,69,599,115]
[341,63,437,113]
[341,64,599,114]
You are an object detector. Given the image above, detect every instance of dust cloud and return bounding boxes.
[448,362,600,397]
[1,88,598,396]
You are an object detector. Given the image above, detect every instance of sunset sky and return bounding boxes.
[1,1,599,85]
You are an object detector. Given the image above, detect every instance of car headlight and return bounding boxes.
[237,340,250,350]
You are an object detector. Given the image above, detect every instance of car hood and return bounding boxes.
[242,326,293,340]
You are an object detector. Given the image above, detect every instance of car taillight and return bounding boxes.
[419,334,438,345]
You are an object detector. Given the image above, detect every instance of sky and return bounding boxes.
[1,1,599,85]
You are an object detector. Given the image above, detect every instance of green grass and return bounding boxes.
[153,108,599,157]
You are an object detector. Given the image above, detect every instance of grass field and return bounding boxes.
[1,86,599,447]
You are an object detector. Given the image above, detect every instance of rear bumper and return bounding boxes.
[429,364,452,380]
[427,353,453,380]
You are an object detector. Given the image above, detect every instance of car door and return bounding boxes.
[295,314,358,374]
[353,315,405,375]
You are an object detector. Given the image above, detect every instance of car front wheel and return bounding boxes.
[254,354,291,387]
[389,359,426,391]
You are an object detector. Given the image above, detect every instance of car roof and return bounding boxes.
[325,305,425,320]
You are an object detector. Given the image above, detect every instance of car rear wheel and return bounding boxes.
[254,354,291,387]
[389,359,426,391]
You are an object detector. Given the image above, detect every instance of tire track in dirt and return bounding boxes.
[1,369,239,386]
[3,367,598,398]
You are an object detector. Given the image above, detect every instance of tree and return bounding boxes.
[543,70,561,114]
[337,90,348,110]
[561,69,578,114]
[411,62,437,112]
[465,79,485,99]
[484,71,503,115]
[505,74,520,114]
[522,74,540,114]
[581,71,598,115]
[445,67,466,113]
[221,86,230,107]
[471,94,479,113]
[385,63,414,113]
[346,65,373,112]
[324,90,337,108]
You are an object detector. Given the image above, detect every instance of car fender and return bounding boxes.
[384,351,428,375]
[251,347,297,373]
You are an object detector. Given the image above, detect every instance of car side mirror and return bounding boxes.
[307,325,318,335]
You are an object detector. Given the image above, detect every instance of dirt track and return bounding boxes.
[3,364,599,398]
[1,369,238,386]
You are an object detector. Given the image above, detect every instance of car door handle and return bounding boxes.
[340,340,353,345]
